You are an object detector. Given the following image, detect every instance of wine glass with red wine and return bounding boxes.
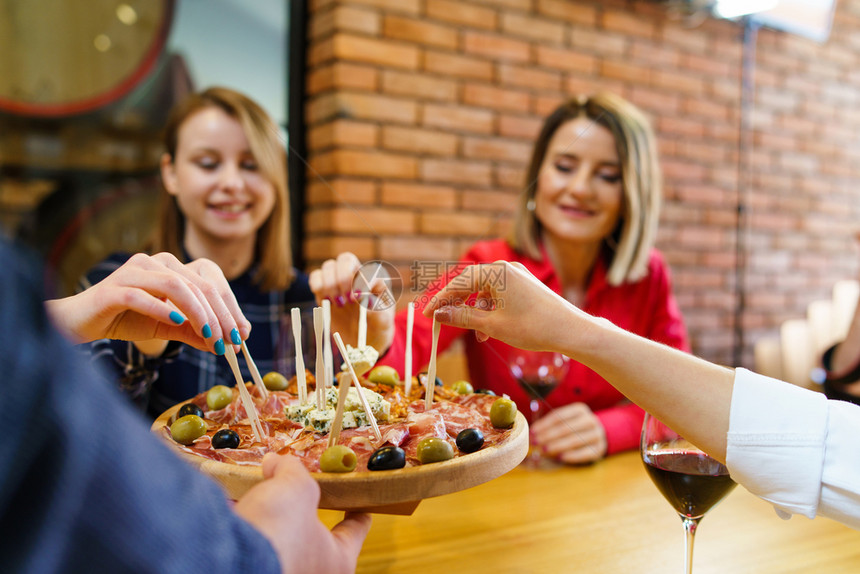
[640,413,737,574]
[508,349,569,465]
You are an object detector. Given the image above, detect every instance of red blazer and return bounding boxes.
[380,239,690,456]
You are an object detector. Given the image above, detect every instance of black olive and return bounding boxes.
[211,429,241,449]
[475,389,497,396]
[178,403,204,419]
[456,428,485,453]
[367,445,406,471]
[418,372,443,387]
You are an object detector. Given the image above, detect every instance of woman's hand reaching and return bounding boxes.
[309,252,395,353]
[46,252,251,355]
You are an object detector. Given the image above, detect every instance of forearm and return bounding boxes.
[45,295,87,343]
[557,310,734,461]
[426,261,734,460]
[47,291,168,357]
[46,293,168,357]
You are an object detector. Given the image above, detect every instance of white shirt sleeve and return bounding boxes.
[726,368,860,529]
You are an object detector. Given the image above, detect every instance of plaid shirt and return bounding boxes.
[80,252,324,419]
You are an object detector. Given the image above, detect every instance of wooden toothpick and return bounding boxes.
[424,316,442,410]
[240,341,268,402]
[313,307,325,410]
[358,293,368,348]
[224,345,264,443]
[328,371,353,447]
[322,299,334,389]
[291,307,307,404]
[405,301,414,399]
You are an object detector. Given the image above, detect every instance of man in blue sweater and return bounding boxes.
[1,240,370,573]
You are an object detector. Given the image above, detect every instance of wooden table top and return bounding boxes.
[319,450,860,573]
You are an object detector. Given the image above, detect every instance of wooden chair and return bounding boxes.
[807,299,836,358]
[780,318,817,389]
[832,279,859,341]
[753,337,783,380]
[753,280,859,391]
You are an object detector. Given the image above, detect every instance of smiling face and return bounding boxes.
[161,106,276,249]
[534,116,624,249]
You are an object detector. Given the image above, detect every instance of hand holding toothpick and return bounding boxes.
[307,252,396,354]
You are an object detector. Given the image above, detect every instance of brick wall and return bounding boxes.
[302,0,860,368]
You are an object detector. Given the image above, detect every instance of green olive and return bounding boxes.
[367,365,400,386]
[262,371,288,391]
[490,397,517,429]
[416,437,455,464]
[206,385,233,411]
[450,380,474,395]
[319,445,358,473]
[170,414,207,445]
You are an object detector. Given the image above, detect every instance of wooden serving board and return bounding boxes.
[151,402,529,515]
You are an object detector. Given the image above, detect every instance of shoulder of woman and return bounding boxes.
[641,249,680,291]
[645,248,669,271]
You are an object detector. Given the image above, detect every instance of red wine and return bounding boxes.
[643,450,737,519]
[516,376,559,400]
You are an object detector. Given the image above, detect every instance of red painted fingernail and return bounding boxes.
[336,295,346,307]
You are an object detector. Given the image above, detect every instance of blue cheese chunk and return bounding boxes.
[284,386,389,433]
[342,344,379,376]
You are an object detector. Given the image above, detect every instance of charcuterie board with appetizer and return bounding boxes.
[152,302,528,514]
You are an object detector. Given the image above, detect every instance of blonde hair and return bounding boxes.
[509,92,662,285]
[153,86,293,290]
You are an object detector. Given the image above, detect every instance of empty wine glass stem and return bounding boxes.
[682,516,700,574]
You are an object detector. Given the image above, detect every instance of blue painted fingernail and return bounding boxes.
[231,328,242,345]
[214,339,225,356]
[202,323,213,338]
[169,311,185,325]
